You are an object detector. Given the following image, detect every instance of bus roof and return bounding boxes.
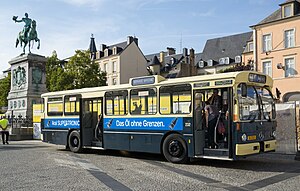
[42,71,272,97]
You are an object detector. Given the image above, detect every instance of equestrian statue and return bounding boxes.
[13,13,40,54]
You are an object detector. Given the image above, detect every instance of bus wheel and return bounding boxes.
[68,131,82,153]
[162,134,188,164]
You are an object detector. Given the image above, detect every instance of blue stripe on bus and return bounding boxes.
[103,117,183,131]
[43,118,80,129]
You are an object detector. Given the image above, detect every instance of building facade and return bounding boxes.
[145,47,197,78]
[91,36,147,86]
[196,32,253,75]
[251,0,300,101]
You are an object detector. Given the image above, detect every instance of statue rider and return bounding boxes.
[13,13,32,39]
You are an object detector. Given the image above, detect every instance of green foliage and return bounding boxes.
[46,50,106,92]
[218,63,252,73]
[0,73,11,113]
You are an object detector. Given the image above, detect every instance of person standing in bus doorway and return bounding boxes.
[95,114,103,141]
[208,89,222,111]
[0,116,10,144]
[205,101,219,149]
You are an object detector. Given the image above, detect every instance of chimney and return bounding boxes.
[100,44,107,52]
[183,48,188,57]
[189,48,196,76]
[133,37,138,46]
[167,47,176,56]
[159,51,165,64]
[127,36,134,45]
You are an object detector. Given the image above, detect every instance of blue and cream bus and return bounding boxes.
[41,71,276,163]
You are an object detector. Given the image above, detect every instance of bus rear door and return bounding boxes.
[80,98,103,147]
[193,91,205,155]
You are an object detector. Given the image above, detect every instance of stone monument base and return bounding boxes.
[5,53,47,141]
[9,127,33,141]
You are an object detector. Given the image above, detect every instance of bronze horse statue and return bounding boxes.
[16,20,40,54]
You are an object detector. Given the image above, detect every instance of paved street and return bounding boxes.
[0,141,299,191]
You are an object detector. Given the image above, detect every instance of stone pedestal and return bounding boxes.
[6,53,48,124]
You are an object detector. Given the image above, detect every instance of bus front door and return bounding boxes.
[81,98,103,147]
[193,92,205,155]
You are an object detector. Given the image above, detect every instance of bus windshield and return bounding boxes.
[238,85,275,121]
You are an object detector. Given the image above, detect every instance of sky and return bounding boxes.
[0,0,283,71]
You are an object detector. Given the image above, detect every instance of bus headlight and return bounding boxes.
[272,131,276,138]
[241,134,247,142]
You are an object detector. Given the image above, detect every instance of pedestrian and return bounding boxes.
[0,117,10,144]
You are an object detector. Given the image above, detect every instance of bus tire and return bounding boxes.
[68,131,82,153]
[162,134,188,164]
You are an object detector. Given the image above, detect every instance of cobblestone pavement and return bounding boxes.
[0,141,299,191]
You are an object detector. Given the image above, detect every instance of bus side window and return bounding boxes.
[130,88,157,115]
[47,97,63,116]
[159,84,191,115]
[105,91,128,116]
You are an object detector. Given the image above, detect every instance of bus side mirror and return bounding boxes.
[241,83,247,97]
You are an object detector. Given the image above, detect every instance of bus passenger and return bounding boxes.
[205,101,219,149]
[208,89,222,111]
[132,102,142,114]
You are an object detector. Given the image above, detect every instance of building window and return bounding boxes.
[104,49,109,57]
[112,78,117,85]
[262,61,272,77]
[283,4,292,18]
[104,63,108,73]
[113,61,117,73]
[284,29,295,48]
[113,47,117,55]
[263,34,272,52]
[248,42,254,52]
[285,57,295,77]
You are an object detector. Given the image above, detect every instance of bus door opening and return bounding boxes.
[203,88,231,150]
[81,98,103,147]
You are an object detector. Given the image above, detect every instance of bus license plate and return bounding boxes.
[248,135,256,141]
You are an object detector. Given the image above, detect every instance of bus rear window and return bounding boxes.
[47,97,63,116]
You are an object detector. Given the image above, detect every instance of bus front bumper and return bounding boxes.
[263,140,276,152]
[235,140,276,156]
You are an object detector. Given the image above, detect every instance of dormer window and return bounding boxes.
[113,46,117,55]
[104,49,109,57]
[283,4,293,18]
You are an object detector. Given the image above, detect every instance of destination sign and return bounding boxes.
[132,76,155,86]
[194,82,210,88]
[248,73,266,83]
[215,80,233,86]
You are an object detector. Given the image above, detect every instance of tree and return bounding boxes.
[46,50,106,92]
[65,50,106,89]
[0,73,11,113]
